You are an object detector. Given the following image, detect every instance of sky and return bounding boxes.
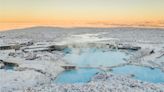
[0,0,164,30]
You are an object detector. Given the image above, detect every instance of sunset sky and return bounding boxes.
[0,0,164,30]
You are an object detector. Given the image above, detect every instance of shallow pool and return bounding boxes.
[112,65,164,83]
[64,48,130,67]
[56,48,130,84]
[57,48,164,84]
[55,68,100,83]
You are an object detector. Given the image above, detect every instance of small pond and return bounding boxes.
[55,68,100,83]
[112,65,164,83]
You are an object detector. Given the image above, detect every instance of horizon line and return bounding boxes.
[1,25,164,32]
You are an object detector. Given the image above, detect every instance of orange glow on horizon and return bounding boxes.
[1,20,164,31]
[0,0,164,31]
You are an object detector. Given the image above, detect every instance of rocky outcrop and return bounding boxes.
[0,41,33,51]
[117,44,141,51]
[49,45,67,51]
[22,45,67,52]
[67,42,141,51]
[25,53,38,60]
[62,65,76,70]
[0,44,21,50]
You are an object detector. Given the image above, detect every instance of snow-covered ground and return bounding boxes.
[28,73,164,92]
[0,27,164,92]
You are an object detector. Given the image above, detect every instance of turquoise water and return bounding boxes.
[55,48,164,84]
[2,63,14,70]
[112,65,164,83]
[64,48,129,67]
[55,48,130,84]
[55,68,100,83]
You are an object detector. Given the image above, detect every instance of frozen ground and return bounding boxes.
[0,27,164,92]
[26,73,164,92]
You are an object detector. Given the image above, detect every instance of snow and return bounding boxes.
[17,60,64,78]
[24,73,164,92]
[0,70,50,92]
[1,27,164,92]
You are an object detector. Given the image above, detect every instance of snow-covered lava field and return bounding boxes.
[1,27,164,92]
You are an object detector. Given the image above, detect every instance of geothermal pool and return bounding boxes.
[64,48,130,67]
[55,48,164,84]
[55,69,100,83]
[112,65,164,83]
